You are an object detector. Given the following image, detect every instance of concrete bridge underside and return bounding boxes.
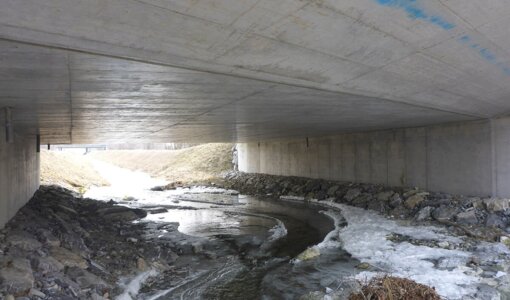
[2,0,510,226]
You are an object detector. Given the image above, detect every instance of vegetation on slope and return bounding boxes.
[40,150,109,192]
[89,143,234,183]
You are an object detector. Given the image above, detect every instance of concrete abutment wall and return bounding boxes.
[238,117,510,197]
[0,131,40,228]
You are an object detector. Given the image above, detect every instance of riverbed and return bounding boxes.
[84,160,510,300]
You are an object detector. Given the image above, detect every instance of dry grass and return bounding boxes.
[40,150,109,192]
[349,276,442,300]
[89,143,234,183]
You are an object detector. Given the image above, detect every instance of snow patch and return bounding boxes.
[310,200,482,300]
[116,269,158,300]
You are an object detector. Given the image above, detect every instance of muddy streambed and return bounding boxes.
[84,161,510,300]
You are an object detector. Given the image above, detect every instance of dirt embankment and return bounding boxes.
[40,150,109,192]
[89,143,234,184]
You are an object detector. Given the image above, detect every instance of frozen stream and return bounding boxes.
[85,160,509,300]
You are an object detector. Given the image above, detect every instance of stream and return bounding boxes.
[85,160,510,300]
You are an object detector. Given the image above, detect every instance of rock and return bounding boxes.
[367,201,387,213]
[38,229,61,247]
[5,295,14,300]
[57,204,78,215]
[191,242,203,254]
[136,257,147,271]
[432,205,458,222]
[389,193,403,208]
[304,180,321,193]
[390,206,410,218]
[66,267,109,290]
[404,194,425,209]
[376,191,393,202]
[6,232,42,251]
[472,199,485,210]
[127,237,138,243]
[501,236,510,248]
[356,262,371,270]
[147,208,168,214]
[437,241,450,249]
[96,206,147,221]
[351,194,371,208]
[344,188,361,202]
[415,206,434,221]
[327,185,340,197]
[0,258,34,294]
[90,293,104,300]
[484,198,509,213]
[437,257,468,269]
[50,247,88,269]
[32,256,65,274]
[315,191,327,201]
[295,246,320,261]
[300,291,326,300]
[486,214,506,228]
[29,288,46,298]
[456,210,478,225]
[403,189,419,198]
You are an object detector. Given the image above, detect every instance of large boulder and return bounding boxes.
[96,206,147,221]
[376,191,394,202]
[486,214,507,228]
[327,185,340,197]
[6,232,42,252]
[389,193,403,208]
[432,205,459,222]
[351,194,372,208]
[456,210,479,225]
[295,246,320,261]
[415,206,434,221]
[66,267,110,291]
[50,247,88,269]
[484,198,509,213]
[0,258,34,294]
[32,256,65,274]
[344,188,361,202]
[404,194,425,209]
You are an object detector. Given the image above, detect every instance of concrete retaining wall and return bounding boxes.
[238,117,510,197]
[0,131,39,228]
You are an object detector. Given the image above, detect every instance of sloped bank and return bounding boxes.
[0,186,219,300]
[222,172,510,299]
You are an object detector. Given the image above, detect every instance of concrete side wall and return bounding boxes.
[239,118,510,197]
[0,132,40,228]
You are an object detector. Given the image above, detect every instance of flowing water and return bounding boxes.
[85,161,358,299]
[86,160,509,300]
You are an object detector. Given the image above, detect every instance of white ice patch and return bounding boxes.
[266,218,288,244]
[310,200,481,300]
[280,195,306,202]
[317,210,344,249]
[116,269,158,300]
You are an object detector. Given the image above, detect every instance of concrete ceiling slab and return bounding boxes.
[1,1,510,143]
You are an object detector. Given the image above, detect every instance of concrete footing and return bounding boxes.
[238,117,510,197]
[0,131,39,228]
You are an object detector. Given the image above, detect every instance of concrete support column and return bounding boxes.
[0,130,40,228]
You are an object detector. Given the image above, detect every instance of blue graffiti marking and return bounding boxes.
[374,0,510,76]
[459,35,470,43]
[458,35,510,76]
[375,0,455,30]
[479,48,496,62]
